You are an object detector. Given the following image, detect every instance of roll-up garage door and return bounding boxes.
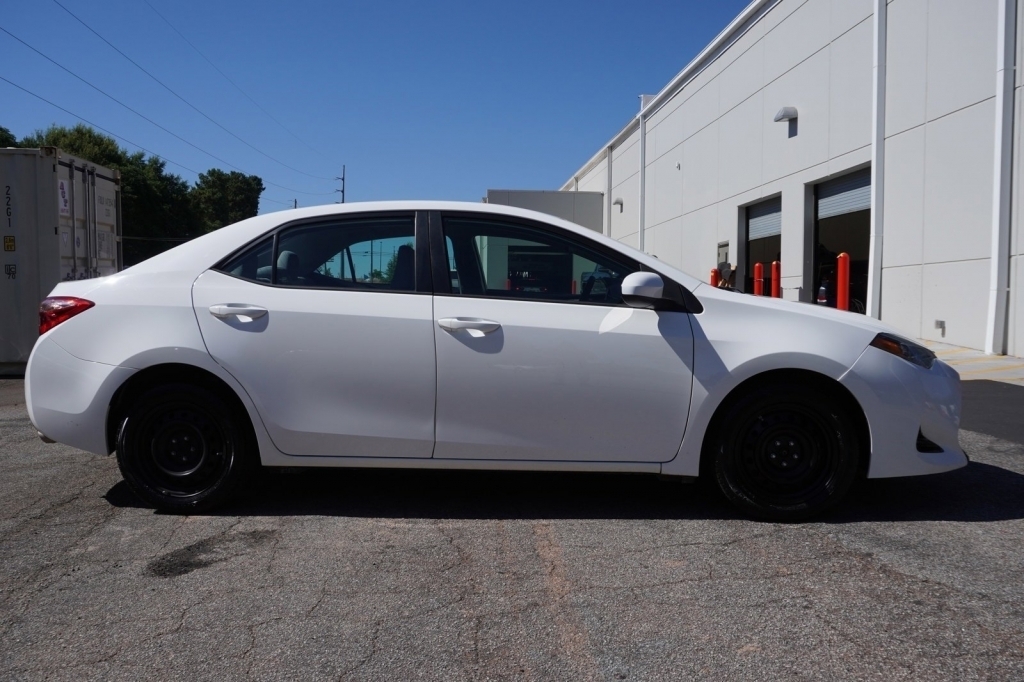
[747,197,782,239]
[817,168,870,219]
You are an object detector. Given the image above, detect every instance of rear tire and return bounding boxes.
[116,384,254,513]
[711,382,862,521]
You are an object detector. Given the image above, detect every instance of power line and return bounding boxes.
[141,0,319,155]
[0,26,334,197]
[0,75,203,177]
[2,76,321,215]
[51,0,334,182]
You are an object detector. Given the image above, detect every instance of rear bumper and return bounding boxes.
[25,336,135,455]
[841,346,968,478]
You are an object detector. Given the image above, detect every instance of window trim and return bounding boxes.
[430,210,696,311]
[212,210,430,294]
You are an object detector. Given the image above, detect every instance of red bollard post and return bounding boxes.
[710,268,720,287]
[771,261,781,298]
[753,262,764,296]
[836,252,850,311]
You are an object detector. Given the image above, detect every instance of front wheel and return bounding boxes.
[711,382,862,521]
[116,384,254,513]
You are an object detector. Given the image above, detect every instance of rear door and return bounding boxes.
[192,211,436,458]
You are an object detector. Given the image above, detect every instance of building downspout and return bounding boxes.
[605,145,613,238]
[866,0,887,319]
[638,114,647,252]
[986,0,1016,355]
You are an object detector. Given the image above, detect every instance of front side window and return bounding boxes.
[218,216,417,292]
[441,217,636,305]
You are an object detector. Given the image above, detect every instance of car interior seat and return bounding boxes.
[390,245,415,290]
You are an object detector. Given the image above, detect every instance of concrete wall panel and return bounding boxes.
[884,0,928,136]
[652,105,685,160]
[718,39,765,115]
[829,18,874,158]
[682,122,720,214]
[612,131,640,188]
[610,178,639,241]
[650,217,683,268]
[678,80,721,146]
[922,99,995,264]
[926,0,997,121]
[831,0,872,40]
[919,258,990,349]
[879,264,923,340]
[718,93,764,201]
[763,0,831,84]
[1014,86,1024,256]
[647,151,683,228]
[762,50,831,183]
[882,127,925,267]
[680,205,718,278]
[1009,254,1022,356]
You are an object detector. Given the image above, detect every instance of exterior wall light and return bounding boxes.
[774,107,798,138]
[613,198,624,213]
[774,107,798,122]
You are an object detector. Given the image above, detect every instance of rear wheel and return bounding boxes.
[116,384,253,513]
[711,382,862,521]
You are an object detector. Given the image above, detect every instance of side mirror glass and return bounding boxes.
[621,272,666,309]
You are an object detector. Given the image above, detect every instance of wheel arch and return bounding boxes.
[106,363,256,455]
[697,368,872,481]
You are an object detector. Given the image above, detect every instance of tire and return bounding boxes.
[116,383,254,513]
[711,382,862,521]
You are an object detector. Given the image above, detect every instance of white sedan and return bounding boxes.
[25,202,966,520]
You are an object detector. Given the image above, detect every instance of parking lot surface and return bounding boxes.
[1,378,1023,681]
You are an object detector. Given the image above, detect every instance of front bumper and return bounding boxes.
[840,345,968,478]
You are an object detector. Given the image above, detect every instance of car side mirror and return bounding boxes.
[621,272,667,309]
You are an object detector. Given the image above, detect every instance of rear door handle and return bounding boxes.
[209,304,268,319]
[437,317,501,333]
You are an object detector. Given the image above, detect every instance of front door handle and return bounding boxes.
[209,304,268,320]
[437,317,501,333]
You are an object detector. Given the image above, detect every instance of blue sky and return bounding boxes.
[3,0,750,214]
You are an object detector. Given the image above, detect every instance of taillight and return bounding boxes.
[39,297,94,335]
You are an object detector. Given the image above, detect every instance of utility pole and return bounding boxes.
[335,165,346,204]
[293,199,297,209]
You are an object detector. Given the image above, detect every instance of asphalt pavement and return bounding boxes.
[1,378,1023,681]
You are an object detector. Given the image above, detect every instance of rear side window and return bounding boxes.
[221,238,273,283]
[216,216,417,292]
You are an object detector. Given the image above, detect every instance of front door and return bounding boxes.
[431,213,694,463]
[192,213,436,458]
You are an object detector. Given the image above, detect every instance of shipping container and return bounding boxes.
[0,147,122,374]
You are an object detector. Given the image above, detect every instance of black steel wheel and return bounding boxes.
[116,384,253,513]
[712,381,862,521]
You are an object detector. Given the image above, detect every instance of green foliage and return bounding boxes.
[0,126,16,148]
[192,169,265,233]
[20,124,126,169]
[5,123,265,266]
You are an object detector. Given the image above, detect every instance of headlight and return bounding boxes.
[869,333,936,369]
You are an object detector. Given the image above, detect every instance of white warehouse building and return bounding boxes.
[561,0,1024,357]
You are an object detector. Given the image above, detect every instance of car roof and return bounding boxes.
[117,200,704,291]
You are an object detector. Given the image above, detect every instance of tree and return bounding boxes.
[20,123,126,169]
[0,126,16,148]
[192,169,265,233]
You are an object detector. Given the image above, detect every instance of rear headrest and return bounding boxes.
[278,250,300,272]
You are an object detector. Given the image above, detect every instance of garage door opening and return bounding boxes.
[745,197,781,293]
[814,169,870,313]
